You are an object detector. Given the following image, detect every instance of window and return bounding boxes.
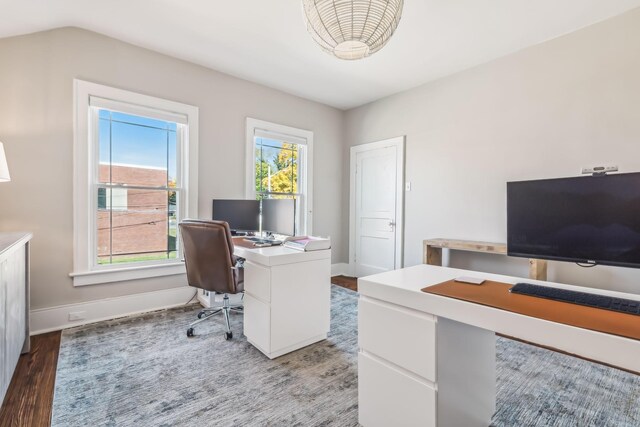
[246,118,313,235]
[96,110,179,265]
[72,80,198,286]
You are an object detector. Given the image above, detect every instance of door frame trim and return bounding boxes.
[349,136,405,276]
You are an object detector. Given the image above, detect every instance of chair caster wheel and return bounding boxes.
[225,331,233,340]
[197,311,205,319]
[187,328,194,337]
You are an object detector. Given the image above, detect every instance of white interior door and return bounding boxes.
[350,137,404,277]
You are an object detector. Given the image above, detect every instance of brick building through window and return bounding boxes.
[97,163,175,264]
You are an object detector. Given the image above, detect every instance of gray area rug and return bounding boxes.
[493,337,640,427]
[52,286,640,426]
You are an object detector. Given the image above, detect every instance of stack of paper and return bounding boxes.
[283,236,331,251]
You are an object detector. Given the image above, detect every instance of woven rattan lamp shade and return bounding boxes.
[302,0,404,60]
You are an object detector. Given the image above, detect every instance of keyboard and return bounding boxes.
[243,237,282,246]
[509,282,640,316]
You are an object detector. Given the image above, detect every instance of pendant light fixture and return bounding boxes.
[302,0,404,60]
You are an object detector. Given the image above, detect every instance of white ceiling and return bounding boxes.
[2,0,640,109]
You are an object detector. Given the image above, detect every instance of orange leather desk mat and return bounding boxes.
[422,280,640,341]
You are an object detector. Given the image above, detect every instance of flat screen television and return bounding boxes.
[507,173,640,268]
[212,199,260,233]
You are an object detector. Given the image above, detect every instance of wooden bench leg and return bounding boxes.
[425,245,443,266]
[529,259,547,281]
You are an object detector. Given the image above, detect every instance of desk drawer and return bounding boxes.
[244,261,270,302]
[359,297,436,382]
[243,294,270,352]
[358,352,436,427]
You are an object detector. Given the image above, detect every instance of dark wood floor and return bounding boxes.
[0,332,61,427]
[0,278,355,426]
[331,275,358,292]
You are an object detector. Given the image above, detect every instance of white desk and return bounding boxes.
[358,264,640,427]
[234,240,331,359]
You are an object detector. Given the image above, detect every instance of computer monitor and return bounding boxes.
[262,198,296,236]
[211,199,260,233]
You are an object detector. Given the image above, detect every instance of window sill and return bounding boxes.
[70,262,186,287]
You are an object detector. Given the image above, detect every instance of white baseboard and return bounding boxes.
[34,263,353,335]
[30,286,198,335]
[331,263,351,276]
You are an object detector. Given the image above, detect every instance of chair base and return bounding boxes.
[187,293,243,339]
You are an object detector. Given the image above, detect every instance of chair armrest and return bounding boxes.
[233,256,245,270]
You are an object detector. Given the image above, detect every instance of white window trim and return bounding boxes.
[71,79,198,286]
[245,118,313,235]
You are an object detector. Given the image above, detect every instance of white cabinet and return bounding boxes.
[243,293,270,352]
[0,260,5,397]
[359,298,437,381]
[3,253,25,391]
[359,352,437,427]
[358,295,495,427]
[244,261,271,302]
[241,249,331,359]
[0,233,31,404]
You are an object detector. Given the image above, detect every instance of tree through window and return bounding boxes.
[255,139,300,197]
[247,118,312,236]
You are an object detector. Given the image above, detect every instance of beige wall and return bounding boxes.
[345,8,640,294]
[3,7,640,310]
[0,27,345,310]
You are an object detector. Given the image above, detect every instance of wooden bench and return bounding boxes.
[423,238,547,281]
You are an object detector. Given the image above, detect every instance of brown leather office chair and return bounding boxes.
[179,219,244,340]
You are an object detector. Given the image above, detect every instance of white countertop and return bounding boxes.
[0,232,32,257]
[234,244,330,267]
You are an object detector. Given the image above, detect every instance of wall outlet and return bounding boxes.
[68,311,86,321]
[581,165,618,175]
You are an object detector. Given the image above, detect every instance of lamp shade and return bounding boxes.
[302,0,404,60]
[0,142,10,182]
